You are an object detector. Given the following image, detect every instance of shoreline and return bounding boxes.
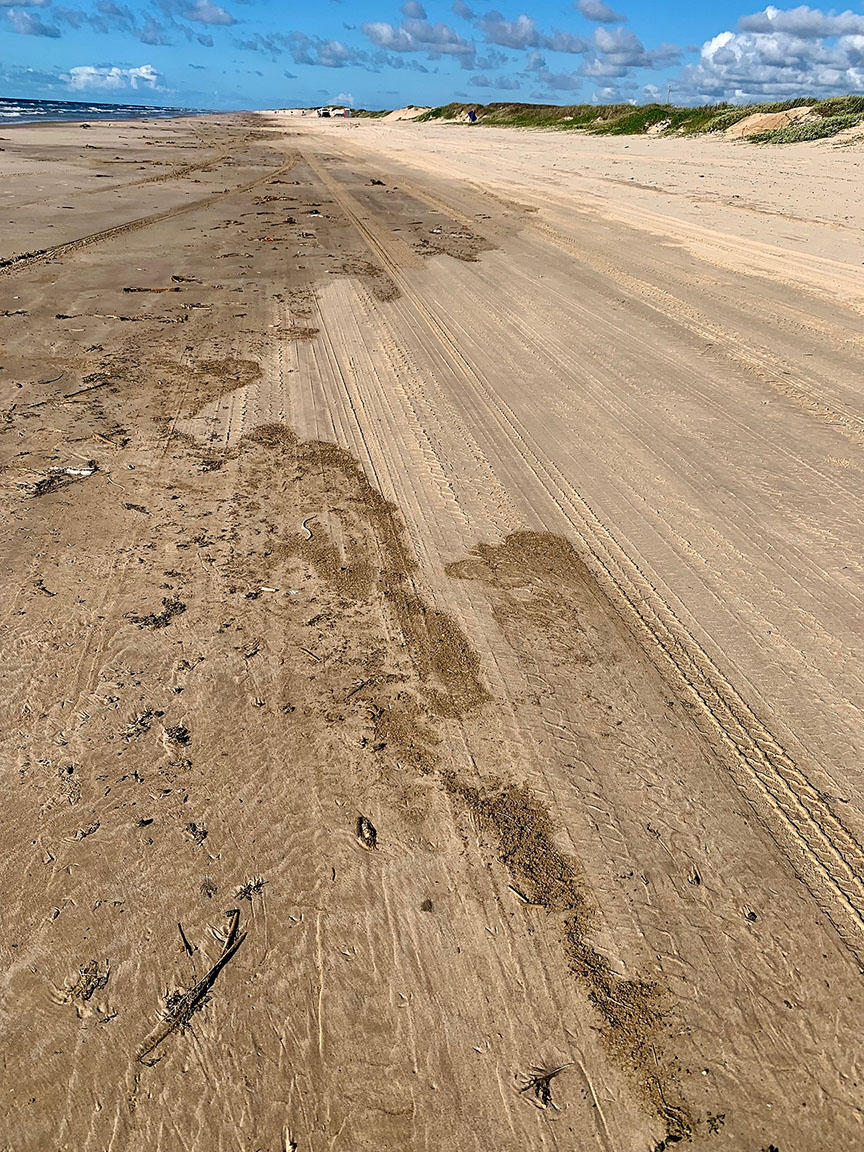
[0,111,220,128]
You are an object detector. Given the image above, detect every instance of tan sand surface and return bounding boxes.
[1,111,863,1152]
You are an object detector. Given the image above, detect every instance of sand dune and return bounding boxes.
[382,105,431,121]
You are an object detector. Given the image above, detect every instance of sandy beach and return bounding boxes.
[1,111,863,1151]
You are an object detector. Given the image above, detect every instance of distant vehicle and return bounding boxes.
[316,107,351,118]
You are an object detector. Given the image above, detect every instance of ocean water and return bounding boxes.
[0,97,207,125]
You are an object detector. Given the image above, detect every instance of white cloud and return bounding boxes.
[577,0,626,23]
[288,32,367,68]
[61,63,164,92]
[739,5,864,37]
[156,0,234,27]
[530,67,584,89]
[7,7,59,35]
[334,90,355,105]
[362,15,475,56]
[678,6,864,102]
[184,0,234,26]
[468,71,520,87]
[576,24,680,80]
[476,11,588,53]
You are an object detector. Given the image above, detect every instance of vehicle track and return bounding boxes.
[7,146,239,212]
[528,217,864,445]
[578,189,864,308]
[0,154,300,278]
[332,144,864,445]
[300,145,864,963]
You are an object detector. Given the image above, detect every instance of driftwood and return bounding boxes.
[137,909,246,1065]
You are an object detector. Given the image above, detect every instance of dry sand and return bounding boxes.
[1,111,863,1152]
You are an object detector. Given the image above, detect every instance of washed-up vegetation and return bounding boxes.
[416,94,864,142]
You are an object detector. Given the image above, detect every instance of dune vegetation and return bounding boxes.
[414,94,864,141]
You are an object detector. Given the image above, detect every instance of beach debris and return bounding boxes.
[122,709,162,741]
[200,875,218,899]
[165,724,191,746]
[508,884,538,905]
[137,908,246,1065]
[30,461,98,497]
[72,822,100,842]
[123,286,182,294]
[178,922,197,957]
[57,764,81,805]
[65,959,110,1004]
[126,597,186,629]
[356,815,378,850]
[184,821,207,846]
[63,377,113,401]
[235,876,266,901]
[519,1062,574,1110]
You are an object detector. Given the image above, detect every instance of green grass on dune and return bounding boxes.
[750,112,863,143]
[415,95,864,142]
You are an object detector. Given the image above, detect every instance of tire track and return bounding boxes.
[330,136,864,443]
[8,146,238,212]
[437,249,864,637]
[338,144,864,446]
[529,217,864,446]
[287,281,609,1150]
[569,188,864,308]
[299,145,864,963]
[0,155,300,279]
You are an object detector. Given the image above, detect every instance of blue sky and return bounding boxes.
[1,0,863,109]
